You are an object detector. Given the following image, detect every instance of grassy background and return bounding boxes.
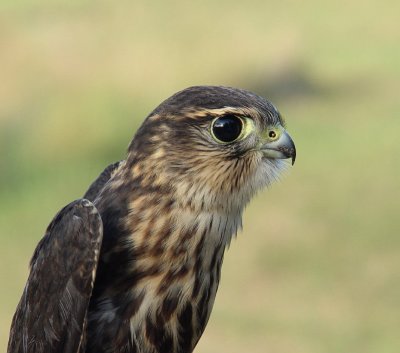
[1,0,399,352]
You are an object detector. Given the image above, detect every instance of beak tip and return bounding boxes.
[291,151,296,165]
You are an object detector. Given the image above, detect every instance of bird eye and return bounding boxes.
[211,115,244,143]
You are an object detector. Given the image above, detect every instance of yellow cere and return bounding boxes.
[261,125,283,142]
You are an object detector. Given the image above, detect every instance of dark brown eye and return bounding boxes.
[269,130,276,138]
[211,115,243,143]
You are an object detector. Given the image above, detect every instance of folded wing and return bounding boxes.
[8,199,103,353]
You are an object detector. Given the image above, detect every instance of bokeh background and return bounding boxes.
[1,0,399,352]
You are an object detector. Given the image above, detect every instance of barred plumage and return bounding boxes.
[8,86,296,353]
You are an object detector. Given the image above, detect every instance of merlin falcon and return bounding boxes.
[8,86,296,353]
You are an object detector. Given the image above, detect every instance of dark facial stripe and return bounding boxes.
[191,231,206,299]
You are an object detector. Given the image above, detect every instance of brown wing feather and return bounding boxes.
[83,161,122,201]
[8,199,103,353]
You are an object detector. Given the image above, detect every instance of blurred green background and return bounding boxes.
[1,0,399,352]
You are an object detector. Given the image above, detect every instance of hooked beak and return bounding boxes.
[261,130,296,165]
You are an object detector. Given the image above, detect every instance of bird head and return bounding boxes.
[127,86,296,213]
